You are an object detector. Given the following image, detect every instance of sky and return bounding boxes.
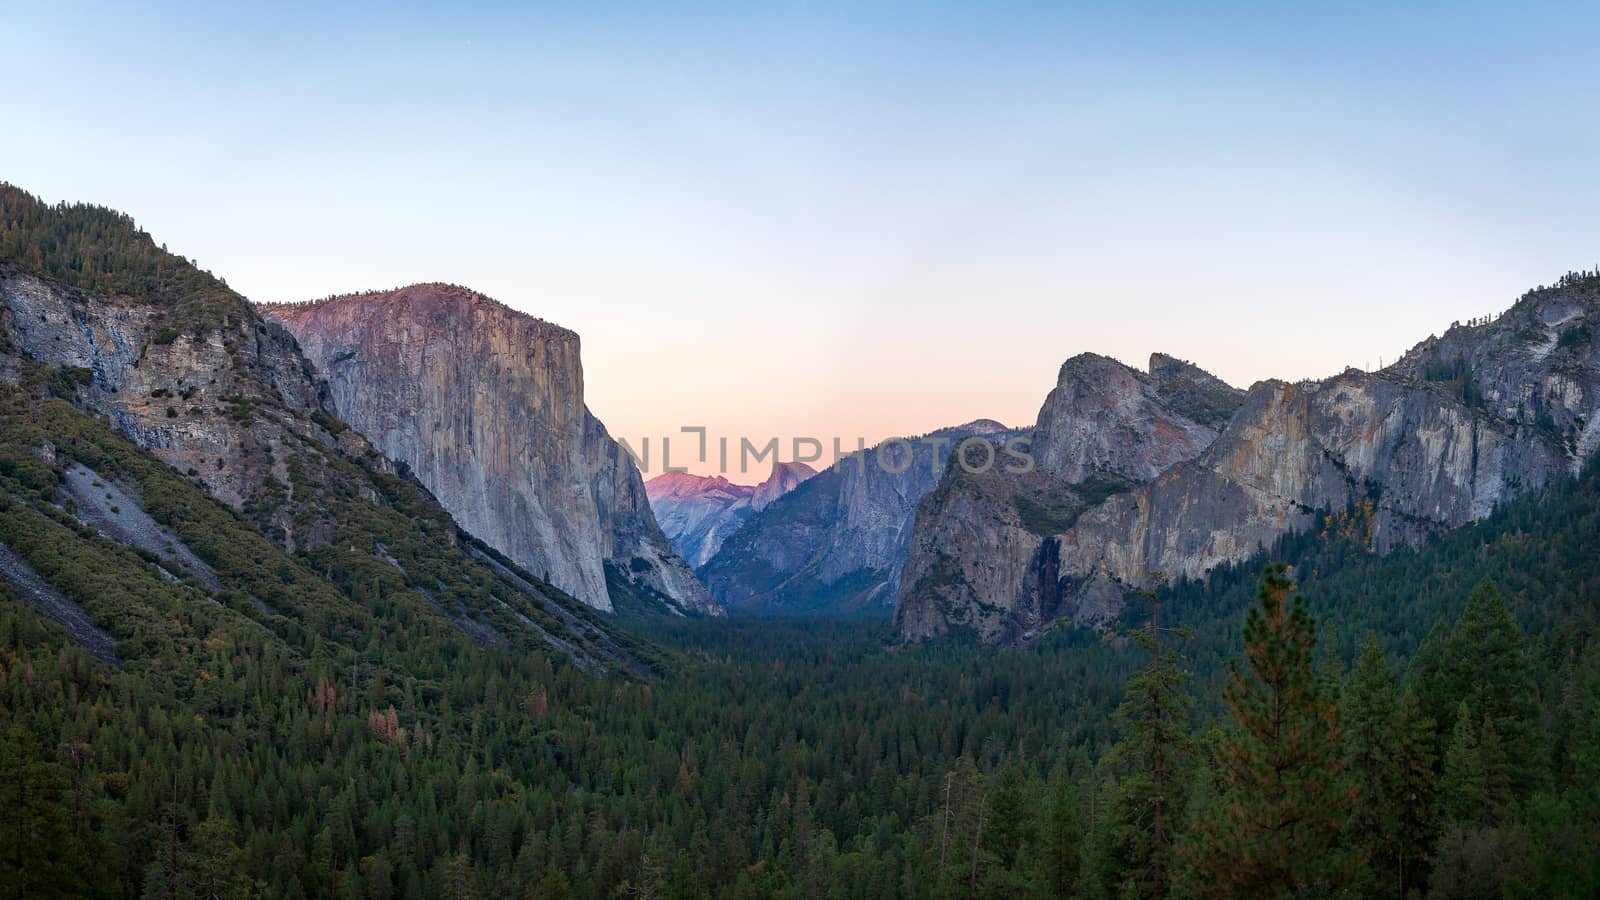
[5,2,1600,477]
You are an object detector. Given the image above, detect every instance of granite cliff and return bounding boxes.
[895,353,1244,642]
[897,274,1600,643]
[262,285,717,615]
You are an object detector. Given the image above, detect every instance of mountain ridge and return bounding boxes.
[896,272,1600,643]
[645,460,818,567]
[697,420,1016,613]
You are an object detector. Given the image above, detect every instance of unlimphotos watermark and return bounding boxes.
[602,427,1035,478]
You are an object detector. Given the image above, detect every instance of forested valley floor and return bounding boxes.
[2,446,1597,897]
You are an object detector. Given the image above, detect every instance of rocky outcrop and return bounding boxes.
[895,354,1242,642]
[699,420,1012,613]
[1033,352,1244,481]
[0,264,366,552]
[646,462,816,567]
[263,285,716,615]
[897,274,1600,644]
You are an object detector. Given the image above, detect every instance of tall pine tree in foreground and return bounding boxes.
[1445,580,1541,796]
[1185,565,1354,897]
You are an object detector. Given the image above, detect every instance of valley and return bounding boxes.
[0,184,1597,897]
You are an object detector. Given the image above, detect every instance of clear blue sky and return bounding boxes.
[5,2,1599,475]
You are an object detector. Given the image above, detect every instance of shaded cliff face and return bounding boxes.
[895,354,1241,642]
[898,276,1600,644]
[645,462,816,567]
[698,420,1011,613]
[263,285,716,615]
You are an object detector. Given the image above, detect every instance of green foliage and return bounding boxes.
[0,726,97,898]
[1391,688,1439,896]
[1102,597,1195,898]
[1013,471,1132,536]
[1342,634,1399,883]
[1,184,242,342]
[1559,321,1592,350]
[1154,374,1247,429]
[1420,355,1485,408]
[1439,580,1542,794]
[1186,565,1356,897]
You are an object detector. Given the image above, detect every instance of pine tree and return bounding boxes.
[528,865,572,900]
[984,759,1036,873]
[1035,769,1086,898]
[1445,580,1541,795]
[1474,717,1514,828]
[1341,633,1398,881]
[1409,619,1456,738]
[1390,687,1437,897]
[1438,701,1482,827]
[1105,592,1194,898]
[1184,565,1355,897]
[180,817,254,900]
[0,727,88,898]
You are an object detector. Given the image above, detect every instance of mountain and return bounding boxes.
[262,286,717,616]
[896,352,1245,642]
[0,183,653,671]
[896,274,1600,643]
[698,419,1012,613]
[645,461,816,567]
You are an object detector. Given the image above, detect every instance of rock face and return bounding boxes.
[0,264,361,551]
[1032,352,1241,481]
[263,285,716,615]
[897,275,1600,644]
[699,420,1012,613]
[645,462,816,567]
[896,354,1244,642]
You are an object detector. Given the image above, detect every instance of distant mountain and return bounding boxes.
[896,273,1600,644]
[263,285,717,616]
[698,420,1011,614]
[646,461,817,567]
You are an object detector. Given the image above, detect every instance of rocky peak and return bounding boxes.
[752,461,818,511]
[950,418,1010,436]
[264,285,717,615]
[1031,352,1238,483]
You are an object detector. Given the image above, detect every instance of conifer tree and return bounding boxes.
[1446,580,1541,796]
[0,727,88,898]
[1035,769,1086,899]
[1438,701,1482,827]
[1106,592,1194,898]
[1185,565,1354,897]
[1390,687,1438,897]
[1409,619,1456,739]
[1341,633,1398,884]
